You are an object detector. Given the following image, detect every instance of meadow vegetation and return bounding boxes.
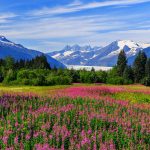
[0,84,150,150]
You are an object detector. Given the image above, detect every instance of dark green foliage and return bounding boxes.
[4,56,15,70]
[96,71,107,83]
[3,69,17,84]
[143,59,150,86]
[16,69,72,86]
[123,66,134,84]
[0,58,4,67]
[145,58,150,77]
[133,51,147,83]
[0,70,4,82]
[69,69,80,83]
[15,55,51,70]
[30,55,51,69]
[0,75,4,82]
[107,76,124,85]
[116,50,127,76]
[0,51,150,86]
[107,67,124,85]
[142,77,150,86]
[46,75,72,85]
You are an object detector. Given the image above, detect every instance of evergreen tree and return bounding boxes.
[0,59,4,67]
[143,58,150,86]
[32,55,51,69]
[91,67,95,72]
[123,65,134,84]
[145,58,150,77]
[117,50,127,76]
[4,56,15,70]
[69,68,79,83]
[133,51,147,83]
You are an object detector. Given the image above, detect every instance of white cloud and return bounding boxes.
[30,0,150,16]
[0,13,16,19]
[0,13,16,23]
[68,0,83,7]
[0,14,130,39]
[0,0,150,51]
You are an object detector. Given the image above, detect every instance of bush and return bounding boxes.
[46,75,72,85]
[0,73,4,82]
[31,78,40,86]
[21,79,30,85]
[96,71,107,83]
[142,77,150,86]
[123,79,133,85]
[17,70,29,80]
[59,76,72,85]
[3,70,17,84]
[106,67,124,85]
[46,75,56,85]
[107,77,124,85]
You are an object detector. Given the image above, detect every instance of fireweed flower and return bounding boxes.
[0,87,150,149]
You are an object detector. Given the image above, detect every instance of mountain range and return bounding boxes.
[0,36,66,69]
[48,40,150,67]
[1,36,150,68]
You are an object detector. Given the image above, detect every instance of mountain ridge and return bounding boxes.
[48,40,150,67]
[0,36,66,69]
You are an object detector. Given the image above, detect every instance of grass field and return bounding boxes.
[0,84,150,103]
[0,84,150,149]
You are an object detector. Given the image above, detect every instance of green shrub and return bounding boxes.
[0,73,4,82]
[3,70,17,84]
[17,70,29,80]
[123,79,133,85]
[46,75,56,85]
[21,79,30,85]
[107,77,124,85]
[142,77,150,86]
[96,71,107,83]
[59,76,72,85]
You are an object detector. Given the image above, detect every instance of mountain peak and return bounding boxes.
[63,45,72,51]
[109,40,141,49]
[0,36,66,69]
[0,35,10,42]
[49,40,150,67]
[72,44,81,50]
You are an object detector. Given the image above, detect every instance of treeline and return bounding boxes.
[0,55,107,85]
[0,55,51,71]
[108,50,150,86]
[0,51,150,86]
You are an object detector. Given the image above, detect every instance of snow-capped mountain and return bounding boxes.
[87,40,150,66]
[48,45,102,65]
[48,40,150,67]
[0,36,66,69]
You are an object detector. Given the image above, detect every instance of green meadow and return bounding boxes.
[0,84,150,104]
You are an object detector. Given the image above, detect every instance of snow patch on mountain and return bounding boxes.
[0,36,66,69]
[47,45,102,66]
[48,40,150,67]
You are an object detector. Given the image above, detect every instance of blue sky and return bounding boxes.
[0,0,150,52]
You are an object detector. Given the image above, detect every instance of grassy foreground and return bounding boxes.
[0,84,150,104]
[0,84,70,95]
